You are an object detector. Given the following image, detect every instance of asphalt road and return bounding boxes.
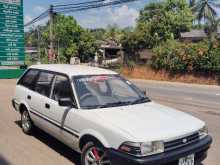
[132,79,220,111]
[0,79,219,165]
[132,79,220,165]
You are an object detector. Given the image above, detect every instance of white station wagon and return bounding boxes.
[12,64,212,165]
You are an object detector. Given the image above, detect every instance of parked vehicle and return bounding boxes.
[12,64,212,165]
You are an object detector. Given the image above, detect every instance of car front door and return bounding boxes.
[49,74,79,148]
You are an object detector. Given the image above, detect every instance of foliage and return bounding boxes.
[152,40,220,74]
[121,0,194,63]
[138,0,194,42]
[189,0,196,7]
[104,25,124,44]
[193,0,220,24]
[90,28,106,41]
[78,30,97,62]
[26,14,97,63]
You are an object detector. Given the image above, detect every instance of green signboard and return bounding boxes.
[0,0,24,66]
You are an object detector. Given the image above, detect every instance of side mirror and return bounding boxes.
[58,98,75,107]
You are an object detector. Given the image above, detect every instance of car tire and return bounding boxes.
[81,141,111,165]
[21,110,33,134]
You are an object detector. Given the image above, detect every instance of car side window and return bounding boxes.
[18,69,39,90]
[52,75,72,101]
[34,71,54,97]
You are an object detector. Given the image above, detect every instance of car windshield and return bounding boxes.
[73,75,150,109]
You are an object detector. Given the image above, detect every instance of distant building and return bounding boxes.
[97,40,124,65]
[180,27,220,42]
[180,30,207,42]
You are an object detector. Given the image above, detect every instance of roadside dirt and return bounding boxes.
[121,66,218,85]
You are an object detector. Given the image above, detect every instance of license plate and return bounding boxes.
[179,154,194,165]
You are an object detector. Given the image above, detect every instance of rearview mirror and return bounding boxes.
[58,98,75,107]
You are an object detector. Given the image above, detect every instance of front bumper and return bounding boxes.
[107,135,212,165]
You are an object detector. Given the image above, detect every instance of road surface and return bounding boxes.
[0,79,219,165]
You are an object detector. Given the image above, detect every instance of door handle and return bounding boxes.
[27,95,31,100]
[45,103,50,109]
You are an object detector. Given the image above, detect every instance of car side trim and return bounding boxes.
[29,108,79,138]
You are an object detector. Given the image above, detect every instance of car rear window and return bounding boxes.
[18,69,39,90]
[34,72,55,97]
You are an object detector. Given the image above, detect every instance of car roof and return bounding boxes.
[29,64,118,76]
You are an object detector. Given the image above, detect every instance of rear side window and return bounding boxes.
[18,69,39,89]
[34,72,55,97]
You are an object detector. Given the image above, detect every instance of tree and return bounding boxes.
[137,0,194,46]
[121,0,194,63]
[78,30,97,62]
[189,0,196,7]
[205,18,220,42]
[104,24,124,44]
[40,14,97,63]
[193,0,220,24]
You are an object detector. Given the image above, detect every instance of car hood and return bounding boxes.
[92,101,204,142]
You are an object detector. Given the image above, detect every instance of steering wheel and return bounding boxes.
[80,93,95,102]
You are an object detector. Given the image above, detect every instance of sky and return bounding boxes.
[23,0,152,29]
[23,0,220,29]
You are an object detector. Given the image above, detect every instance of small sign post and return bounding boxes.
[0,0,25,78]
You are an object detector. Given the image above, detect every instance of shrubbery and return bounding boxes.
[152,40,220,74]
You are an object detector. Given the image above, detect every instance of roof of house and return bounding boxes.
[180,30,207,39]
[97,40,122,49]
[29,64,117,76]
[181,27,220,39]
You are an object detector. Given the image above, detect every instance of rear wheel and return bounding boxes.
[21,110,33,134]
[81,142,111,165]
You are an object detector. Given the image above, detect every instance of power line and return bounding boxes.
[25,1,103,27]
[24,9,49,27]
[54,0,140,14]
[53,0,105,8]
[24,0,141,27]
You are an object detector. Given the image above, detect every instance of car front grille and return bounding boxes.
[164,132,200,152]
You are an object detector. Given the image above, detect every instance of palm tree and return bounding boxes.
[189,0,196,7]
[193,0,220,24]
[205,18,220,41]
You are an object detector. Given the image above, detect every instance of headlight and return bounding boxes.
[119,141,164,157]
[199,126,208,139]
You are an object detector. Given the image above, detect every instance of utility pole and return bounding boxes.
[37,27,41,64]
[49,5,54,63]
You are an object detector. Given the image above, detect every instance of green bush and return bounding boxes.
[152,40,220,74]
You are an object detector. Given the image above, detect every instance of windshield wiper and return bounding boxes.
[82,98,150,109]
[99,101,132,108]
[131,97,151,105]
[81,102,129,109]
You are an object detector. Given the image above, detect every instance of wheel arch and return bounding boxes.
[79,131,110,151]
[18,101,30,114]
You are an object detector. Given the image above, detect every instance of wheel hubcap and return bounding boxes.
[22,111,31,131]
[85,147,111,165]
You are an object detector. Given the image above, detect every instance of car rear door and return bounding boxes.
[27,70,57,136]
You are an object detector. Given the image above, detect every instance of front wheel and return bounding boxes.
[21,110,33,134]
[81,142,111,165]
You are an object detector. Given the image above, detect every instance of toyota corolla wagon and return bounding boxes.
[12,64,212,165]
